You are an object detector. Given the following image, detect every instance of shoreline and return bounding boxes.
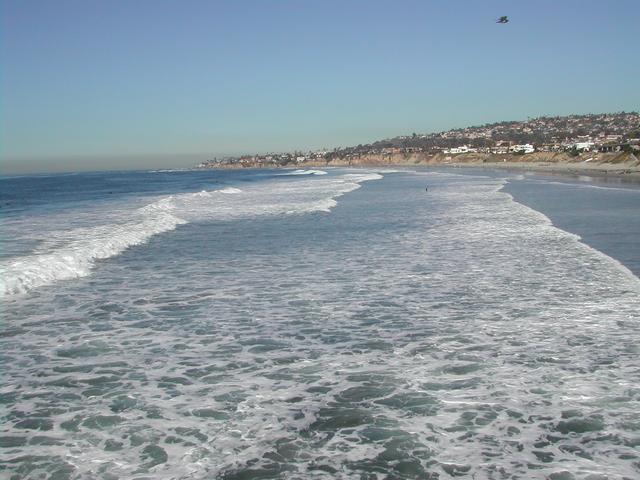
[432,161,640,182]
[199,151,640,182]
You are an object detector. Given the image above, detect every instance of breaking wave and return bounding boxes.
[280,169,328,175]
[1,174,380,296]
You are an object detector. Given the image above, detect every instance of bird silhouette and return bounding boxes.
[496,16,509,24]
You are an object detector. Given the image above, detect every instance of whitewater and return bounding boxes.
[1,168,639,479]
[0,172,380,296]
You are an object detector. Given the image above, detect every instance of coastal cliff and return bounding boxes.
[197,112,640,176]
[224,151,640,176]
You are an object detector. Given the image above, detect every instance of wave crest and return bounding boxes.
[280,169,327,176]
[2,172,382,296]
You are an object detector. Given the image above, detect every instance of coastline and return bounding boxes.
[439,158,640,180]
[324,151,640,180]
[436,161,640,183]
[199,151,640,181]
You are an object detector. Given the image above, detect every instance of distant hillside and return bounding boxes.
[325,112,640,160]
[198,112,640,169]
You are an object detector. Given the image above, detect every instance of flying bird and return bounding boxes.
[496,16,509,24]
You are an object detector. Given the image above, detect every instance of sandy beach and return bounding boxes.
[436,150,640,178]
[443,159,640,181]
[323,151,640,178]
[210,151,640,181]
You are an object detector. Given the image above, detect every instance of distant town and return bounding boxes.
[197,112,640,168]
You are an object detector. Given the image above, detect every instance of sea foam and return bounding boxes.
[2,170,640,479]
[0,173,380,296]
[280,169,328,175]
[1,206,185,296]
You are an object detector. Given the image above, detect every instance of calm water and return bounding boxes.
[1,168,639,479]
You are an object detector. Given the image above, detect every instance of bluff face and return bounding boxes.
[200,151,640,176]
[270,151,640,174]
[199,111,640,172]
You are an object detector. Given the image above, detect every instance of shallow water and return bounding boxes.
[1,168,639,479]
[502,171,640,277]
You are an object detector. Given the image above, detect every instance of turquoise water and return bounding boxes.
[1,168,639,479]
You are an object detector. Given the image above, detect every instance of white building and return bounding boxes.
[444,145,477,154]
[510,144,535,154]
[573,141,595,151]
[490,146,509,154]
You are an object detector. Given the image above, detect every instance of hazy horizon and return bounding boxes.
[3,108,639,175]
[2,0,639,174]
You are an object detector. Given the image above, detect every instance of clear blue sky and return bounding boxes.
[2,0,639,173]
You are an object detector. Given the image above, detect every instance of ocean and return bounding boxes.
[1,167,639,479]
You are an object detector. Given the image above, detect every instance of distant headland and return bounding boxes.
[197,112,640,176]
